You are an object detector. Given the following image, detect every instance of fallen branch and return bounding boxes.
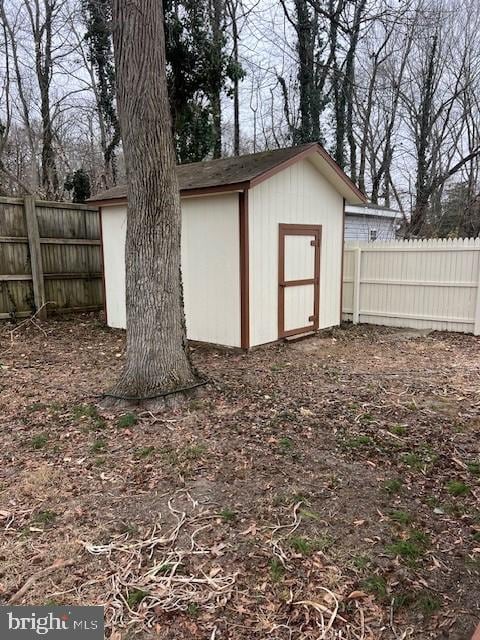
[9,559,75,604]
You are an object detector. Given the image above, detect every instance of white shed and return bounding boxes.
[91,143,365,349]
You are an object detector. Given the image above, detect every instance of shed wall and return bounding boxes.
[101,194,241,347]
[248,158,344,346]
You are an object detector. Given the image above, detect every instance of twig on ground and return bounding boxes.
[9,559,75,604]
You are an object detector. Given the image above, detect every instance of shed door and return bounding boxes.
[278,224,321,338]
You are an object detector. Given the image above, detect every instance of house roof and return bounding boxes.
[345,203,399,220]
[89,143,366,205]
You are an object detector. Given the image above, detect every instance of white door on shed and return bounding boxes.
[278,224,321,338]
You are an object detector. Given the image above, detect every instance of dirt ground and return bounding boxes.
[0,315,479,639]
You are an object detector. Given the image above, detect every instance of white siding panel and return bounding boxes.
[249,158,344,346]
[181,194,240,347]
[102,205,127,329]
[101,194,241,347]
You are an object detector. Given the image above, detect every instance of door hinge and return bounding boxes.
[308,315,317,322]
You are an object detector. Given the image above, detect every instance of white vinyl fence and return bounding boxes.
[342,238,480,335]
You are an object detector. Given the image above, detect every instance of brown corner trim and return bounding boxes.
[88,196,128,207]
[181,181,250,198]
[239,189,250,350]
[89,182,251,207]
[98,207,108,325]
[339,197,346,325]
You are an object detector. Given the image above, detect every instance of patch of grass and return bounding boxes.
[33,510,57,526]
[467,462,480,477]
[159,447,179,466]
[279,437,293,453]
[269,558,285,583]
[402,452,423,470]
[94,456,106,466]
[472,532,480,543]
[72,403,99,420]
[289,534,333,556]
[417,592,441,616]
[389,424,406,436]
[90,438,107,454]
[118,522,139,536]
[390,510,412,526]
[157,563,176,574]
[182,444,207,460]
[219,508,237,523]
[30,434,48,450]
[290,536,311,555]
[352,555,371,570]
[26,402,46,413]
[383,478,402,495]
[387,530,429,565]
[186,603,199,617]
[344,435,373,449]
[117,413,138,428]
[72,403,106,430]
[126,589,148,609]
[299,508,321,521]
[134,446,155,459]
[362,575,388,600]
[446,480,469,497]
[360,413,374,424]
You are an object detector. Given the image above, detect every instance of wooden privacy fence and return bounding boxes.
[342,238,480,335]
[0,196,102,320]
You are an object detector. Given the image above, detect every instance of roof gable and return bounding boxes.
[89,143,366,205]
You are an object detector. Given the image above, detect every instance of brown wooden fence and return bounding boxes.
[0,196,103,320]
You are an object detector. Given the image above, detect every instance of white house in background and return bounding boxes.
[90,142,365,349]
[345,203,399,241]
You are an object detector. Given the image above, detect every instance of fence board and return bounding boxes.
[0,197,103,319]
[343,239,480,335]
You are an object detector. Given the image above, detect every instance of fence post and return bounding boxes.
[352,246,362,324]
[24,196,47,320]
[475,249,480,336]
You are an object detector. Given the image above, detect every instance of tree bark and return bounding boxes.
[109,0,199,403]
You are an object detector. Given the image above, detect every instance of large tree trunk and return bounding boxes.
[110,0,199,403]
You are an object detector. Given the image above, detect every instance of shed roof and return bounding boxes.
[89,143,366,205]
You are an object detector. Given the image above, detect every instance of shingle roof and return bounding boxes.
[89,142,366,203]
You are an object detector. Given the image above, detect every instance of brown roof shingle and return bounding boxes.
[89,143,365,203]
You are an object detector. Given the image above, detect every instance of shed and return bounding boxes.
[345,203,399,242]
[90,142,365,349]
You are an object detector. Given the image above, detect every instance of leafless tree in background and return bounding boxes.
[0,0,479,235]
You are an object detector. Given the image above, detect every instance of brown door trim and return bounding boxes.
[278,223,321,339]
